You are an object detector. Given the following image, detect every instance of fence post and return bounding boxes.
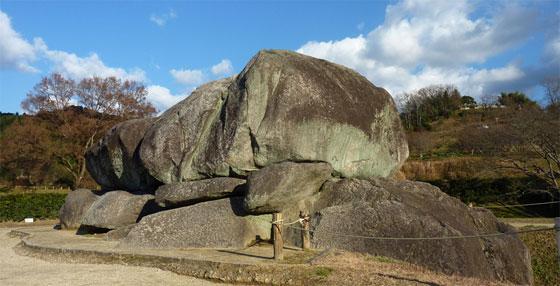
[273,212,283,260]
[300,211,311,250]
[555,217,560,266]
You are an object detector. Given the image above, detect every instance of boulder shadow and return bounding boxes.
[75,225,110,235]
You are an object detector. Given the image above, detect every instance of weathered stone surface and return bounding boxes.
[139,78,234,184]
[195,50,408,179]
[135,50,407,183]
[105,224,136,241]
[301,178,532,285]
[81,191,154,230]
[85,118,160,192]
[244,161,332,213]
[155,177,246,207]
[120,197,271,249]
[59,189,100,229]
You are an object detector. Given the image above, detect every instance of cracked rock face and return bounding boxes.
[119,197,272,249]
[231,50,408,179]
[139,78,235,184]
[306,178,533,285]
[155,177,247,208]
[80,191,154,230]
[129,50,408,187]
[244,161,333,214]
[59,189,100,229]
[85,118,160,192]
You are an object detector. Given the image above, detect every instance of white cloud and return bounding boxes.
[297,0,544,99]
[0,10,39,72]
[146,85,187,112]
[211,59,233,76]
[0,10,147,82]
[367,0,537,68]
[31,39,146,81]
[170,68,205,85]
[150,9,177,27]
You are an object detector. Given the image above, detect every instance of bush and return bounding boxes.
[0,193,66,221]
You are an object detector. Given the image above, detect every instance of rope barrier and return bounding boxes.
[255,215,556,241]
[482,201,560,209]
[271,218,304,226]
[283,225,556,241]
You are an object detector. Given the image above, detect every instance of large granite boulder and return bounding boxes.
[80,191,155,230]
[120,197,271,249]
[244,161,332,213]
[298,178,532,285]
[155,177,246,207]
[195,50,408,179]
[59,189,100,229]
[133,50,407,184]
[139,78,234,184]
[85,118,160,192]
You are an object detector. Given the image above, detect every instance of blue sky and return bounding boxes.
[1,0,559,113]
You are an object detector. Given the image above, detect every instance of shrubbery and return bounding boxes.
[0,193,66,222]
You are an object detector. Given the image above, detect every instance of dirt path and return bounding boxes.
[0,228,225,286]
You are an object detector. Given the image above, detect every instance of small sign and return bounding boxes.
[24,218,34,223]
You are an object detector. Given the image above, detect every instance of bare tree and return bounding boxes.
[17,73,156,188]
[21,74,75,113]
[501,110,560,191]
[542,76,560,108]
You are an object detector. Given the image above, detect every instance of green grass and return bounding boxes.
[365,255,403,264]
[519,228,559,286]
[0,186,9,194]
[314,267,333,278]
[0,192,67,222]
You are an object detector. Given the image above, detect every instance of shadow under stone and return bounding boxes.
[76,225,111,235]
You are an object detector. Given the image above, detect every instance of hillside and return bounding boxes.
[402,107,559,217]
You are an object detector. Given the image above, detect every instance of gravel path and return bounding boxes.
[0,228,225,286]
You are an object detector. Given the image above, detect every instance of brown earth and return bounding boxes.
[0,227,224,286]
[3,225,517,286]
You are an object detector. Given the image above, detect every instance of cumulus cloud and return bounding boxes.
[297,0,549,99]
[0,10,147,81]
[211,59,233,76]
[366,0,537,68]
[33,39,146,81]
[170,68,205,85]
[149,9,177,27]
[146,85,188,112]
[0,10,39,72]
[171,58,235,86]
